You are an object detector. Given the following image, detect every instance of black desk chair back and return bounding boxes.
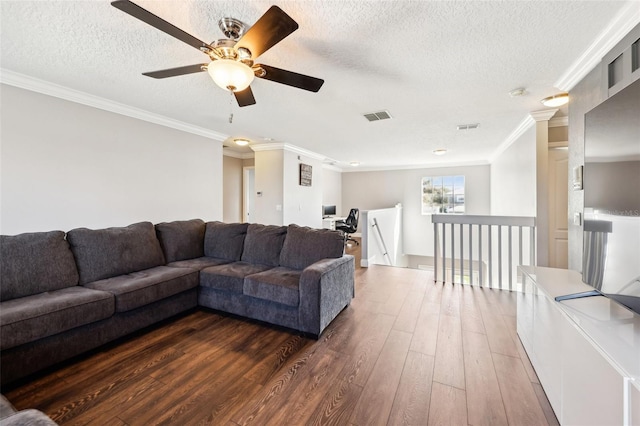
[336,208,360,245]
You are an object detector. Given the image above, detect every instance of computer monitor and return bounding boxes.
[322,205,336,217]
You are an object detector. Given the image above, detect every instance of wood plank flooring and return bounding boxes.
[3,242,559,425]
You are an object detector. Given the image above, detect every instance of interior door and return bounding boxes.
[548,148,569,268]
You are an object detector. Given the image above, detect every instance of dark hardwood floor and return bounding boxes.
[3,240,558,425]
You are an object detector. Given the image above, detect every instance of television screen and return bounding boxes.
[322,205,336,217]
[581,77,640,315]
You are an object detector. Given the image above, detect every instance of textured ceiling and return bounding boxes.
[0,1,636,169]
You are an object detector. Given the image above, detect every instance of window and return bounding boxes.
[421,175,465,214]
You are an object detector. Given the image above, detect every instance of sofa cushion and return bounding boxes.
[83,266,198,313]
[200,262,272,294]
[204,222,248,261]
[67,222,166,285]
[167,256,231,271]
[241,224,287,267]
[0,394,16,420]
[243,267,302,307]
[0,409,58,426]
[0,286,114,349]
[279,225,345,270]
[0,231,79,301]
[155,219,205,263]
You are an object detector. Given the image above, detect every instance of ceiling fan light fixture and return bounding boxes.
[541,92,569,107]
[207,59,255,92]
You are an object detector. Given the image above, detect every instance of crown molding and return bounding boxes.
[554,2,640,91]
[0,69,228,142]
[250,142,326,161]
[488,115,535,163]
[222,149,254,159]
[530,109,559,122]
[340,159,490,173]
[322,163,343,172]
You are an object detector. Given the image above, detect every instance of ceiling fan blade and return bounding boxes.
[255,65,324,92]
[111,0,212,52]
[235,6,298,59]
[142,64,208,79]
[234,87,256,107]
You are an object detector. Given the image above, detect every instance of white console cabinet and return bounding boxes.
[518,266,640,425]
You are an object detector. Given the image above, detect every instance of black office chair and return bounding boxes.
[335,208,359,245]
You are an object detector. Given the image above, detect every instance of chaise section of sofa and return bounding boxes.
[0,394,57,425]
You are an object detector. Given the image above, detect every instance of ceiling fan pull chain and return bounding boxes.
[229,90,234,124]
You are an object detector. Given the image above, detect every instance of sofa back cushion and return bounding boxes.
[67,222,165,284]
[155,219,205,263]
[0,231,80,301]
[204,222,248,261]
[279,225,345,270]
[241,224,287,267]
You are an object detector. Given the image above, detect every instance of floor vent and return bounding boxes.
[364,110,392,122]
[456,123,480,130]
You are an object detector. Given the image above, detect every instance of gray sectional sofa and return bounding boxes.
[0,219,354,386]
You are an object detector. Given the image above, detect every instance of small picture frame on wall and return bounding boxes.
[299,163,312,186]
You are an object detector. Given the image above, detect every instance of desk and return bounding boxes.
[322,217,346,230]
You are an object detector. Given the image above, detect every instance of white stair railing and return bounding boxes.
[433,214,536,291]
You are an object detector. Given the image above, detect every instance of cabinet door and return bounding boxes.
[561,320,624,425]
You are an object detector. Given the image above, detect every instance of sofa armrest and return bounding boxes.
[299,255,355,336]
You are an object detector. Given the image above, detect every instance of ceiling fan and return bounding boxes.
[111,0,324,107]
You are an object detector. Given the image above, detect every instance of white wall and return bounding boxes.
[0,84,223,234]
[282,149,323,228]
[322,166,342,216]
[490,125,537,216]
[342,165,490,256]
[223,155,243,223]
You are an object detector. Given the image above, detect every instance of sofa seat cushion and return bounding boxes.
[167,256,231,271]
[200,262,272,294]
[0,286,114,349]
[83,266,198,313]
[243,267,302,307]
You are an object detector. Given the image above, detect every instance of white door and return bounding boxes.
[243,167,255,223]
[548,148,569,268]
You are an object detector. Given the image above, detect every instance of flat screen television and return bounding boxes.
[322,205,336,217]
[557,78,640,315]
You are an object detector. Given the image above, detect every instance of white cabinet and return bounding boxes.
[518,266,640,425]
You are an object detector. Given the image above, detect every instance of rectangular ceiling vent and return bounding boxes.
[456,123,480,130]
[364,110,392,122]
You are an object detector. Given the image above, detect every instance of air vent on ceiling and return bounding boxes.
[364,110,392,122]
[456,123,480,130]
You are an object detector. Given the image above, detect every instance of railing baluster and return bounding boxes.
[451,223,456,284]
[469,223,473,285]
[478,224,483,287]
[460,223,464,284]
[530,226,536,266]
[488,225,493,289]
[434,222,438,283]
[498,225,503,289]
[519,226,524,288]
[442,223,446,284]
[508,226,513,291]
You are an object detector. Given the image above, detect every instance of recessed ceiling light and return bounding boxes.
[433,149,447,156]
[234,138,250,146]
[350,161,360,167]
[541,93,569,107]
[509,88,527,97]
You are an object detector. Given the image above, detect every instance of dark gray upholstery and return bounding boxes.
[67,222,165,284]
[204,222,248,261]
[244,267,302,307]
[241,224,287,267]
[0,286,114,349]
[167,257,231,271]
[0,231,79,301]
[83,266,198,312]
[200,262,272,293]
[0,409,58,426]
[155,219,205,263]
[279,225,345,270]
